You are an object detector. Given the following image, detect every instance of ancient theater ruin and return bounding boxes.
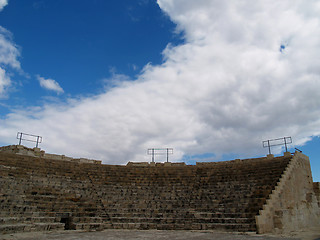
[0,145,319,234]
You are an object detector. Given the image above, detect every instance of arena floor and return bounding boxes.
[3,229,319,240]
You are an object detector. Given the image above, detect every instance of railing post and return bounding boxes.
[36,136,40,148]
[284,137,288,152]
[19,132,22,145]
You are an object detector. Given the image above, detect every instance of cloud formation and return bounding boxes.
[37,75,64,94]
[0,67,10,95]
[1,0,320,164]
[0,26,21,96]
[0,0,8,11]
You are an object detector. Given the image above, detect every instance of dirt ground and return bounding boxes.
[1,229,320,240]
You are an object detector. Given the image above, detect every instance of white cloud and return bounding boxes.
[0,0,8,11]
[1,1,320,164]
[0,26,21,97]
[0,67,10,95]
[37,75,64,94]
[0,26,20,69]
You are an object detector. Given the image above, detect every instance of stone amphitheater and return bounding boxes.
[0,145,319,239]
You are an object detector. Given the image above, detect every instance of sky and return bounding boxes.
[0,0,319,181]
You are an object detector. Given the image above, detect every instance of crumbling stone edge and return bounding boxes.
[0,145,102,164]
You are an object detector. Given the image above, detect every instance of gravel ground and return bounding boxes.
[2,229,316,240]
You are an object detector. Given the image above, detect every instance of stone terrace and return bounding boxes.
[0,149,293,234]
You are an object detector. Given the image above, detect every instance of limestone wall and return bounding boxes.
[256,151,320,234]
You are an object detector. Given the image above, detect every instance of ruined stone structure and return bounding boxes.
[0,145,319,234]
[0,145,101,164]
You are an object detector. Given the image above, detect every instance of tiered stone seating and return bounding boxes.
[0,154,107,233]
[0,150,292,234]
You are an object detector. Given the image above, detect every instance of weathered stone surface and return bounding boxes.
[0,146,319,235]
[0,145,101,164]
[256,152,320,234]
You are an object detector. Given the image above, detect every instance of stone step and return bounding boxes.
[0,216,60,224]
[72,216,108,223]
[106,211,253,219]
[75,222,109,231]
[108,217,254,224]
[102,205,258,214]
[0,211,102,218]
[0,222,64,234]
[104,222,256,231]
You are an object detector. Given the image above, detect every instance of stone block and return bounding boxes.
[283,152,291,158]
[267,154,274,159]
[149,162,156,167]
[126,162,149,167]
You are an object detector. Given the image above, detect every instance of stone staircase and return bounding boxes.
[0,150,292,234]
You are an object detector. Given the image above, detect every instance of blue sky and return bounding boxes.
[0,1,319,181]
[0,0,181,110]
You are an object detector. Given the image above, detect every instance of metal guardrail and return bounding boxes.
[262,136,292,155]
[147,148,173,163]
[17,132,42,148]
[295,148,302,153]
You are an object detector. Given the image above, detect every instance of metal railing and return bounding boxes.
[262,136,292,155]
[295,148,302,153]
[147,148,173,163]
[17,132,42,148]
